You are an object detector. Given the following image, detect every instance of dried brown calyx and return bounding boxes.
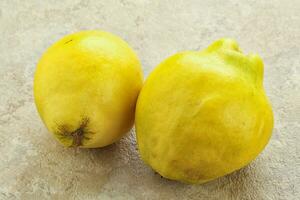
[55,117,93,147]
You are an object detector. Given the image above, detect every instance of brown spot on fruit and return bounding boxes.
[56,117,93,147]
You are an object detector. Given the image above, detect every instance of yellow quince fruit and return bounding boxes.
[135,38,274,184]
[34,30,143,148]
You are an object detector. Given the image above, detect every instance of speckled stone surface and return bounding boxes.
[0,0,299,199]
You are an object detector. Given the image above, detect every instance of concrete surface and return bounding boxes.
[0,0,299,199]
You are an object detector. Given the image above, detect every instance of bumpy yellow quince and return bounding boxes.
[135,38,274,184]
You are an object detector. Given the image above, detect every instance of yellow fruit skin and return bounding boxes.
[34,30,143,148]
[135,38,274,184]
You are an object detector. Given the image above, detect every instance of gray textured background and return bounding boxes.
[0,0,299,199]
